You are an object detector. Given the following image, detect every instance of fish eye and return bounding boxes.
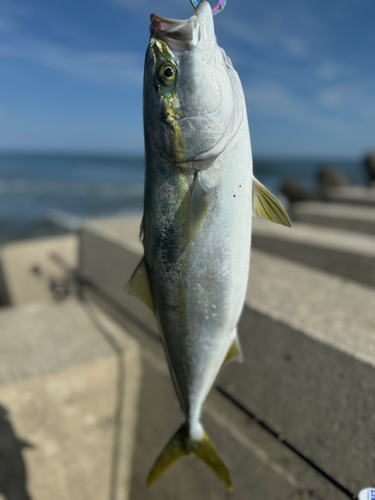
[159,64,176,85]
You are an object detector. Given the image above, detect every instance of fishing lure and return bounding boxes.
[190,0,227,16]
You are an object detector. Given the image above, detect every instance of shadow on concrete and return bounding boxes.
[0,404,33,500]
[78,294,126,500]
[51,254,131,500]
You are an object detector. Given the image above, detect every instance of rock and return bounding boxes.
[291,201,375,235]
[281,181,316,203]
[364,151,375,186]
[281,164,347,204]
[317,164,348,190]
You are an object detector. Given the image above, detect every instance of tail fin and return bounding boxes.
[147,423,233,490]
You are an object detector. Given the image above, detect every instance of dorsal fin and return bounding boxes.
[124,258,155,312]
[252,176,292,227]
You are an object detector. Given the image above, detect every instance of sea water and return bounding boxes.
[0,152,365,245]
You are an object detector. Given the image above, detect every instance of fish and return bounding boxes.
[125,0,291,489]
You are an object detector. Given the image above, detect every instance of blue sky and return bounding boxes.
[0,0,374,157]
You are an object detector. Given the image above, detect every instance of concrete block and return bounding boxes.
[252,218,375,287]
[228,251,375,495]
[0,235,78,306]
[0,298,142,500]
[291,201,375,235]
[128,348,343,500]
[87,288,345,500]
[0,291,341,499]
[79,216,375,495]
[323,186,375,207]
[79,218,142,309]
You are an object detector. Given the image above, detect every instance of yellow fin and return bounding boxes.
[148,423,232,490]
[147,424,188,486]
[188,173,212,243]
[252,176,292,227]
[208,335,242,400]
[124,258,154,312]
[194,432,233,491]
[223,336,242,367]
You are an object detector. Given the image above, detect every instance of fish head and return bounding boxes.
[144,0,242,168]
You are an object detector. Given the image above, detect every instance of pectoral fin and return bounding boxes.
[252,176,292,227]
[124,258,155,312]
[188,173,212,243]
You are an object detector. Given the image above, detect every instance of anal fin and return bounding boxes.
[208,333,242,401]
[222,335,242,367]
[124,257,154,312]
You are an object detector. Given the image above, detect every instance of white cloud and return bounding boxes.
[246,82,312,122]
[0,17,15,33]
[317,88,345,109]
[245,80,362,134]
[314,60,354,82]
[243,79,375,156]
[112,0,190,17]
[0,0,143,85]
[0,0,31,16]
[0,35,143,85]
[0,0,28,35]
[282,37,307,58]
[220,15,308,60]
[316,82,375,120]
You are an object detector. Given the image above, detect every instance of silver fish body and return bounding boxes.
[126,0,291,488]
[144,0,251,427]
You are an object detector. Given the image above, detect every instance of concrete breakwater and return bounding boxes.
[0,185,374,499]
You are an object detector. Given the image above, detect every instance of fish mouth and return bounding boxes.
[150,13,200,52]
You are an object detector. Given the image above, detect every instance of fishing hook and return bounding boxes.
[190,0,227,16]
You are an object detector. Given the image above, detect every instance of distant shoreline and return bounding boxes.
[0,152,366,246]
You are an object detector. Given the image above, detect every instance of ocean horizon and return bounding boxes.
[0,151,367,246]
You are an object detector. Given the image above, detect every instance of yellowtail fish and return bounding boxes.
[126,0,291,489]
